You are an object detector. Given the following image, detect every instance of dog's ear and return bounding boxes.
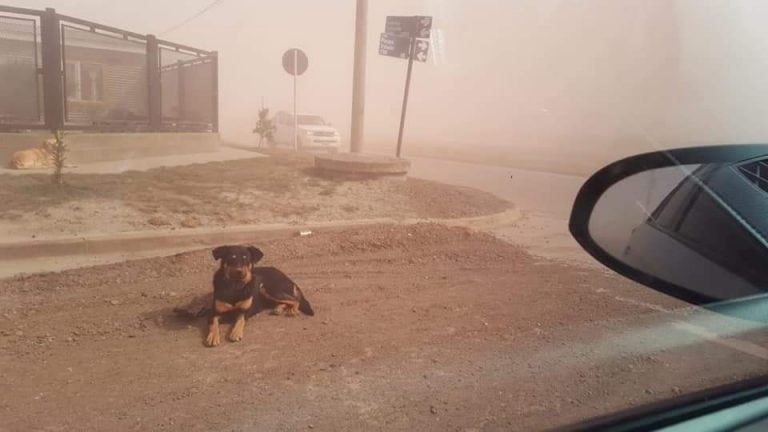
[212,246,229,261]
[247,246,264,265]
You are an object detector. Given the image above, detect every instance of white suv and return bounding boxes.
[272,111,341,153]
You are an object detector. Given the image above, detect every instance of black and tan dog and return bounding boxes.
[205,244,264,347]
[253,266,314,317]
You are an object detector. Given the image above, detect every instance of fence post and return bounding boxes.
[146,35,162,131]
[177,60,185,128]
[40,8,64,130]
[211,51,219,133]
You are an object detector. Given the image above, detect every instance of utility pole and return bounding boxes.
[350,0,367,153]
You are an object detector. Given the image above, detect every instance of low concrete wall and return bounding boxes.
[0,132,220,166]
[314,153,411,176]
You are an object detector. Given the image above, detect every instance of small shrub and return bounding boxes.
[50,130,68,186]
[252,107,276,147]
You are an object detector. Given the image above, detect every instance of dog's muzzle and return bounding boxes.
[228,267,249,280]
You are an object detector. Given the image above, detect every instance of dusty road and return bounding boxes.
[408,156,582,218]
[408,156,594,266]
[2,223,767,431]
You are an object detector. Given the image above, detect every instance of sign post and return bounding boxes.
[282,48,309,151]
[395,37,416,158]
[379,16,432,158]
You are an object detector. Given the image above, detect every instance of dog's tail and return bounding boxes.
[297,286,315,316]
[172,306,209,319]
[172,293,212,320]
[172,307,194,319]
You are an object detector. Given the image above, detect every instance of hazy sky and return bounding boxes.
[6,0,768,160]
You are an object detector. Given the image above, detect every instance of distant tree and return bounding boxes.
[252,108,276,147]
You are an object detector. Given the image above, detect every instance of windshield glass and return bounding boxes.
[1,1,767,431]
[297,115,325,125]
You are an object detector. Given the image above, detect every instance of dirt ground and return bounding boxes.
[0,150,510,241]
[1,223,766,431]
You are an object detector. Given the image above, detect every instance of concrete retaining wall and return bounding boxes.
[0,132,220,166]
[314,153,411,180]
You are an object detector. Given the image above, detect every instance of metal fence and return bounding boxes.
[0,5,218,132]
[0,14,40,124]
[159,47,217,130]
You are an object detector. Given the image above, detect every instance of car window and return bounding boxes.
[738,159,768,193]
[296,115,325,125]
[675,188,768,285]
[2,2,768,431]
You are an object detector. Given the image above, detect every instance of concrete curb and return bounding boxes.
[315,153,411,175]
[0,209,522,260]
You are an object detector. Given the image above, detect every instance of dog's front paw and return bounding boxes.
[229,327,244,342]
[205,331,220,347]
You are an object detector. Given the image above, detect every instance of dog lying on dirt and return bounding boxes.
[254,266,315,317]
[9,138,57,169]
[173,244,315,347]
[205,244,264,347]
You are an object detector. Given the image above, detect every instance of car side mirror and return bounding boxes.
[570,144,768,321]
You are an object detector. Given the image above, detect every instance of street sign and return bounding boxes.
[380,15,433,158]
[379,33,412,59]
[414,15,432,39]
[413,39,429,62]
[385,16,413,37]
[282,48,308,76]
[385,15,432,39]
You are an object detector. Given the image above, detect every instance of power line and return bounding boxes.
[158,0,225,36]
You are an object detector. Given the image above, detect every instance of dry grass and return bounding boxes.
[0,155,314,217]
[0,150,512,233]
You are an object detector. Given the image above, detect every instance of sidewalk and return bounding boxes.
[0,143,265,175]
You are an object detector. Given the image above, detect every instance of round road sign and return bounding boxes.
[282,48,308,75]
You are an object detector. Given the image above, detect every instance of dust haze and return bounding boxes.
[8,0,768,173]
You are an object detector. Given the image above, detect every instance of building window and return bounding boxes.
[66,61,103,101]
